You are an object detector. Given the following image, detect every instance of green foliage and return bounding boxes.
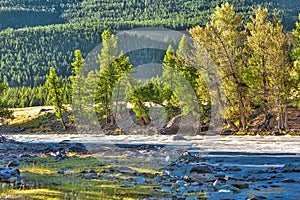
[129,80,176,125]
[190,3,250,130]
[46,67,67,130]
[0,79,13,122]
[70,49,86,127]
[247,7,293,130]
[2,86,48,108]
[95,30,133,125]
[0,0,299,88]
[0,0,77,30]
[293,14,300,107]
[0,23,104,87]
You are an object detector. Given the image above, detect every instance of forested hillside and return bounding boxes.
[0,0,78,30]
[62,0,300,30]
[0,23,104,87]
[0,0,299,88]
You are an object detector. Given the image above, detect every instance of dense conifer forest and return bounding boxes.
[0,0,299,88]
[0,0,300,132]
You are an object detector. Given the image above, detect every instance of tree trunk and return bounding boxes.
[284,105,288,130]
[237,84,246,131]
[61,117,67,130]
[141,118,145,126]
[226,119,238,131]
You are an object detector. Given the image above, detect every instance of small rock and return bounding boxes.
[281,164,300,173]
[57,169,65,174]
[282,178,295,183]
[218,184,240,194]
[175,180,187,187]
[81,169,89,174]
[248,169,265,174]
[172,135,187,141]
[173,194,185,200]
[161,187,172,193]
[186,196,199,200]
[229,180,249,189]
[122,183,134,187]
[213,178,227,188]
[226,166,242,172]
[177,186,187,193]
[177,152,201,163]
[246,196,267,200]
[136,176,146,184]
[190,173,216,182]
[6,160,20,167]
[190,165,213,174]
[186,186,201,193]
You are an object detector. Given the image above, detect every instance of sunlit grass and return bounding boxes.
[0,154,172,199]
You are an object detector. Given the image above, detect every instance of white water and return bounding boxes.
[6,134,300,153]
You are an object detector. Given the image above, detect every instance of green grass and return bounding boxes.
[0,155,176,199]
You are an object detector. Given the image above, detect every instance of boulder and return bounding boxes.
[190,172,216,182]
[190,165,213,174]
[228,180,249,189]
[177,152,202,163]
[281,164,300,173]
[0,168,22,184]
[157,115,182,134]
[172,135,187,141]
[6,160,20,167]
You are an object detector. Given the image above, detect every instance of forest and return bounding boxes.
[0,1,300,133]
[0,0,300,88]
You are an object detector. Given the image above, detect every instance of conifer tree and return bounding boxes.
[46,67,67,130]
[292,14,300,107]
[71,49,86,127]
[190,3,249,131]
[95,30,132,126]
[247,8,293,130]
[0,79,13,123]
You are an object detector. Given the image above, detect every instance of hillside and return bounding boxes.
[0,0,78,30]
[0,0,299,87]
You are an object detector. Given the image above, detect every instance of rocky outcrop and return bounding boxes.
[0,168,22,184]
[158,115,198,135]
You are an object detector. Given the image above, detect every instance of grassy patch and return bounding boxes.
[0,155,173,199]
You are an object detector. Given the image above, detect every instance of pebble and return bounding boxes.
[136,176,146,184]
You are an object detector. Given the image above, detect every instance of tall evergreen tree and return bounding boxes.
[95,30,132,126]
[247,8,293,131]
[190,3,249,131]
[71,49,86,127]
[46,67,67,130]
[0,79,13,123]
[292,13,300,107]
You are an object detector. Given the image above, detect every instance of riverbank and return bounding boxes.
[0,136,299,199]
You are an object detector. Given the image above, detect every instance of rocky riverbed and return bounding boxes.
[0,134,299,199]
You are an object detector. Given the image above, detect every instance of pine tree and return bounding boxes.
[0,79,13,123]
[247,8,293,131]
[95,30,132,126]
[70,49,86,127]
[190,3,249,131]
[46,67,67,130]
[292,14,300,107]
